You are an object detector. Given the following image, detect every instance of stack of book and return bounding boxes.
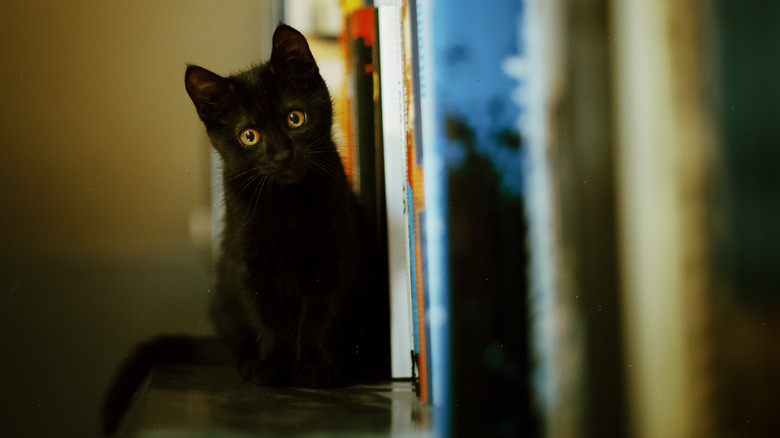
[335,1,532,436]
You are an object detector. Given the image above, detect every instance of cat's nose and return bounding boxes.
[272,148,291,163]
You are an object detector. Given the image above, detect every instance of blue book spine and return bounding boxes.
[417,0,450,434]
[422,92,453,427]
[420,0,529,436]
[408,182,420,357]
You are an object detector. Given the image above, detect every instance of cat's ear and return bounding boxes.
[185,65,235,122]
[270,24,318,73]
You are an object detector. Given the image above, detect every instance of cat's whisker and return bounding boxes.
[308,158,339,182]
[230,168,253,178]
[226,167,257,182]
[308,159,351,212]
[236,170,263,197]
[249,174,269,218]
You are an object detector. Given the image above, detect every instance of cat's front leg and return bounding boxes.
[209,284,292,385]
[238,355,294,387]
[294,282,343,388]
[243,287,299,386]
[293,358,339,388]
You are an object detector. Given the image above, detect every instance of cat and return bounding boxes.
[101,24,388,435]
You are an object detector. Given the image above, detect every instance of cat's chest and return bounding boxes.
[253,199,326,236]
[239,210,338,288]
[240,200,339,255]
[226,183,348,269]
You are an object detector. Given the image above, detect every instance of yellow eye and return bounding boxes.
[287,110,305,128]
[239,129,260,146]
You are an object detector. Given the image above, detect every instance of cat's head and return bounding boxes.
[185,24,334,186]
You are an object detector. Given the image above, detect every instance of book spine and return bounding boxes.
[402,0,431,403]
[423,1,531,436]
[416,0,450,425]
[377,0,415,379]
[338,13,356,189]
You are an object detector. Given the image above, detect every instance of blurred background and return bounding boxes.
[1,0,779,437]
[0,1,277,436]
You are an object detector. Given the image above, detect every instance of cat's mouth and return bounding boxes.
[274,167,306,184]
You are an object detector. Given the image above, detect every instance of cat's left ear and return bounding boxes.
[270,24,318,73]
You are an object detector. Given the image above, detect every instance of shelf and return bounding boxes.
[116,365,432,438]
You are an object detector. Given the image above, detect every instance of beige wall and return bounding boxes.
[0,3,277,436]
[0,1,274,259]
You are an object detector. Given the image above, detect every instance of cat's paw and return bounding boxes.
[293,360,339,388]
[238,358,292,386]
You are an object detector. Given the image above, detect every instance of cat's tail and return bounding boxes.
[101,334,232,436]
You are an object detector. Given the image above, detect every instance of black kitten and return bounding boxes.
[102,24,387,435]
[188,23,367,388]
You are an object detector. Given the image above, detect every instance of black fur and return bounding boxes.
[101,24,388,435]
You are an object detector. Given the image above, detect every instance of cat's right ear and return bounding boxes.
[185,65,235,122]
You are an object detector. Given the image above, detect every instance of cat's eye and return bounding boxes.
[239,129,261,146]
[287,110,305,128]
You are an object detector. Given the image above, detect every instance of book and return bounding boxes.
[342,3,415,379]
[375,0,416,379]
[348,7,383,237]
[417,0,532,435]
[401,0,431,403]
[415,0,449,420]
